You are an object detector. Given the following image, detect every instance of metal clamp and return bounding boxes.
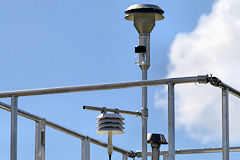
[101,107,107,114]
[208,74,222,87]
[114,108,119,114]
[141,108,148,118]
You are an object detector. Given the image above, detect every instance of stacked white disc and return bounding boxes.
[96,113,125,135]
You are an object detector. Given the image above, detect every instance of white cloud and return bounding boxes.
[155,0,240,144]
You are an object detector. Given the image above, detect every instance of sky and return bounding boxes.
[0,0,240,160]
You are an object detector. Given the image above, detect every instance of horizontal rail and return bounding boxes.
[136,147,240,157]
[0,75,208,98]
[0,101,135,157]
[171,147,240,154]
[83,105,142,117]
[2,101,240,157]
[209,77,240,99]
[220,82,240,99]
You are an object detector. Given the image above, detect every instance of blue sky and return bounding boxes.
[1,0,240,159]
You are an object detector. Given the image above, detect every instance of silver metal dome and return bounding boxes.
[125,4,164,21]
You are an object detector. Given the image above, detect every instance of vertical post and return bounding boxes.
[35,119,46,160]
[151,143,160,160]
[122,154,128,160]
[11,95,18,160]
[142,69,148,160]
[163,154,168,160]
[81,139,90,160]
[168,83,175,160]
[222,88,229,160]
[107,131,113,159]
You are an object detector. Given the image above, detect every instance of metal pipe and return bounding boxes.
[222,89,229,160]
[168,83,175,160]
[0,76,208,98]
[0,101,42,121]
[151,143,160,160]
[108,131,113,158]
[35,119,45,160]
[0,101,135,157]
[138,31,150,160]
[81,139,90,160]
[163,154,168,160]
[167,147,240,154]
[122,154,128,160]
[209,76,240,99]
[141,70,148,160]
[83,105,141,117]
[11,95,18,160]
[136,146,240,157]
[221,82,240,99]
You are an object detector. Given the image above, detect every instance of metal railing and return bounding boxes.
[1,75,240,160]
[136,147,240,159]
[0,75,208,98]
[0,101,134,160]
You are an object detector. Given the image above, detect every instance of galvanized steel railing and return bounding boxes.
[136,146,240,159]
[0,101,133,160]
[1,75,240,160]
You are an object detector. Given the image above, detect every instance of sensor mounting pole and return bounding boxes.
[125,4,164,160]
